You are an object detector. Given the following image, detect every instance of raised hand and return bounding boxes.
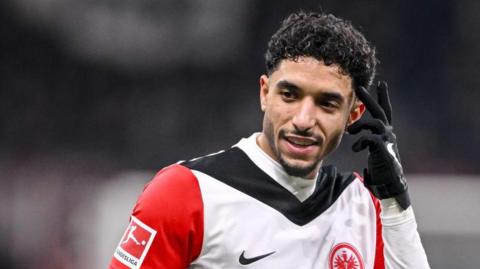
[348,81,410,209]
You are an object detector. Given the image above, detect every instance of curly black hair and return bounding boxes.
[265,11,377,91]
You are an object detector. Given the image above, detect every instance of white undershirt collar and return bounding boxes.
[234,133,318,202]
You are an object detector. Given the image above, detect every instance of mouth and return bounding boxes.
[281,134,320,158]
[284,135,318,147]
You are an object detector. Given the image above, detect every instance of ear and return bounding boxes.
[259,75,269,112]
[347,100,365,126]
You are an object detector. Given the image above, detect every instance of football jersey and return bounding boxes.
[109,133,429,269]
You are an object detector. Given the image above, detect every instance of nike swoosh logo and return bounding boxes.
[239,250,276,265]
[386,142,400,164]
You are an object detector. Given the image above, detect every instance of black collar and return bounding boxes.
[182,147,355,226]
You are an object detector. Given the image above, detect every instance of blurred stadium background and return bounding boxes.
[0,0,479,268]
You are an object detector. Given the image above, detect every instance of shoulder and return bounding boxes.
[348,171,382,209]
[323,165,356,185]
[182,147,245,173]
[112,164,205,268]
[318,165,359,195]
[132,164,203,225]
[137,147,244,209]
[323,167,379,205]
[142,164,199,200]
[144,164,199,195]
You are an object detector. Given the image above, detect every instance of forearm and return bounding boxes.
[380,198,430,269]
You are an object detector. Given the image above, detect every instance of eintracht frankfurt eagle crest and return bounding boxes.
[329,243,365,269]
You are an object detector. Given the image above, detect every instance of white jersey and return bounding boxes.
[109,133,429,269]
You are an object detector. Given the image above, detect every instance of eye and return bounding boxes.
[318,100,340,111]
[280,89,298,102]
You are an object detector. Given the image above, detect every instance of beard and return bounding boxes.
[263,119,321,178]
[277,154,319,178]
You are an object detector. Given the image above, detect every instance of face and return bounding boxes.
[258,57,365,178]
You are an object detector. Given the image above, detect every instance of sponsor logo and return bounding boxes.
[238,250,276,265]
[329,243,364,269]
[113,216,156,269]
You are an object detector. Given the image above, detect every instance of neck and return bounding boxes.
[256,133,277,163]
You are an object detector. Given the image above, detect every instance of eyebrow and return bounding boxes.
[277,80,300,92]
[276,79,346,104]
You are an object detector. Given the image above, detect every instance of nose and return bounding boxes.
[292,97,316,132]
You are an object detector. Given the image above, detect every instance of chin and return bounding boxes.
[278,157,318,178]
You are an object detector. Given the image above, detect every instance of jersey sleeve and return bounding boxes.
[380,198,430,269]
[359,172,429,269]
[108,164,204,269]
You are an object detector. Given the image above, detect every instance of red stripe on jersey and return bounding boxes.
[354,172,385,269]
[370,193,385,269]
[109,164,204,269]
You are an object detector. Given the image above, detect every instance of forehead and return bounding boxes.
[271,57,353,97]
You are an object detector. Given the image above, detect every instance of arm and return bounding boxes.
[380,198,429,268]
[108,164,204,269]
[348,82,430,269]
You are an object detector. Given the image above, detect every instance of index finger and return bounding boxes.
[355,86,388,124]
[376,81,392,125]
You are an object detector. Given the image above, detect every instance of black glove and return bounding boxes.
[347,81,411,209]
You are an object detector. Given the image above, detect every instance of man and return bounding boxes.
[109,11,430,269]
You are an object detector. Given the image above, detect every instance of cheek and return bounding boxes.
[262,109,278,144]
[329,128,345,146]
[266,104,291,132]
[320,115,348,150]
[263,115,274,140]
[323,110,350,132]
[323,127,345,155]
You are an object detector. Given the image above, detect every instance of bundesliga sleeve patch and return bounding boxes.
[113,216,157,269]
